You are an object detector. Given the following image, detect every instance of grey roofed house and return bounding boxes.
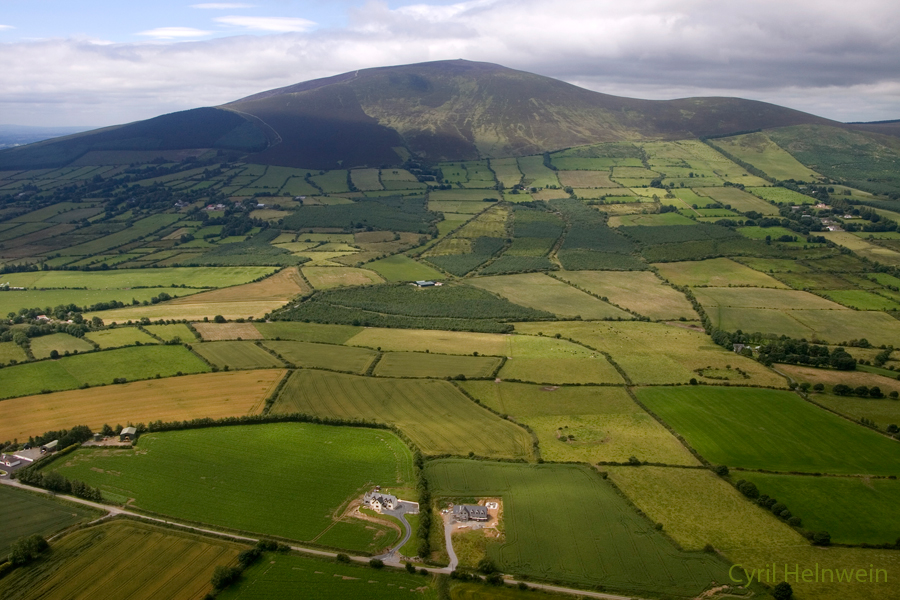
[363,490,399,511]
[453,504,489,522]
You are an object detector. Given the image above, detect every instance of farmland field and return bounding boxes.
[555,270,697,320]
[193,321,263,340]
[29,332,95,358]
[0,521,243,600]
[191,341,285,370]
[711,132,821,181]
[606,466,805,551]
[0,486,98,556]
[0,266,277,290]
[654,257,788,288]
[738,472,900,545]
[84,326,159,349]
[515,321,787,387]
[303,266,384,289]
[699,186,780,214]
[373,352,501,379]
[0,287,208,317]
[747,186,816,205]
[217,552,430,600]
[87,267,308,321]
[777,364,900,397]
[462,381,698,465]
[366,254,444,281]
[272,369,533,459]
[809,393,900,431]
[0,344,210,399]
[346,327,510,355]
[0,340,27,364]
[637,386,900,475]
[426,460,729,596]
[48,423,414,544]
[262,340,377,373]
[143,322,196,342]
[0,370,284,442]
[469,273,630,320]
[497,334,624,384]
[254,321,362,344]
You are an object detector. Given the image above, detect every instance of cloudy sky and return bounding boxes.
[2,0,899,127]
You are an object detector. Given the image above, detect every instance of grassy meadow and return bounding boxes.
[0,486,98,556]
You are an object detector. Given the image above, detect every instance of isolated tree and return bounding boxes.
[773,581,793,600]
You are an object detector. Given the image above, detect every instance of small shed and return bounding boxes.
[93,433,103,442]
[120,427,137,442]
[41,440,59,453]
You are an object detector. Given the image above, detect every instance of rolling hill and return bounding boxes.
[0,59,859,170]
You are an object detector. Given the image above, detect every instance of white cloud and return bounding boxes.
[2,0,900,126]
[214,16,316,32]
[191,3,255,9]
[137,27,213,39]
[0,25,14,31]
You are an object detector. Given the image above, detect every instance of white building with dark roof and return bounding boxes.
[453,504,489,522]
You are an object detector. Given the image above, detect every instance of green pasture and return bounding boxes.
[310,169,351,193]
[29,333,94,358]
[739,472,900,545]
[49,423,413,545]
[373,352,501,379]
[273,369,532,459]
[711,133,821,181]
[143,323,196,342]
[85,327,159,349]
[262,340,377,373]
[638,386,900,475]
[0,340,28,364]
[192,341,284,370]
[810,394,900,431]
[497,334,624,385]
[0,287,207,317]
[366,255,444,282]
[0,344,210,399]
[254,321,362,344]
[516,156,559,188]
[654,257,789,288]
[426,460,728,596]
[462,381,697,465]
[816,289,900,311]
[747,186,815,205]
[606,466,804,551]
[0,266,275,290]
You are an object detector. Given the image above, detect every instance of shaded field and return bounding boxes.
[555,270,697,320]
[0,486,98,556]
[273,369,532,459]
[809,393,900,431]
[606,466,804,551]
[514,321,786,387]
[1,266,276,290]
[192,341,285,370]
[469,273,630,320]
[637,386,900,475]
[88,267,309,321]
[217,552,430,600]
[0,521,243,600]
[373,352,501,379]
[739,472,900,545]
[262,340,377,373]
[0,370,283,442]
[49,424,413,545]
[254,321,362,344]
[654,257,788,288]
[427,460,728,596]
[462,381,698,465]
[0,287,208,318]
[0,345,211,400]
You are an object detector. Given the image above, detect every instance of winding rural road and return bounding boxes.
[1,476,645,600]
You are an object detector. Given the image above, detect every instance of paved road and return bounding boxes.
[1,477,646,600]
[442,512,459,571]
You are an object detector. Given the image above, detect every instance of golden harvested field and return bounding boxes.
[557,170,617,188]
[606,466,805,551]
[555,271,697,320]
[463,381,698,465]
[514,321,787,387]
[346,327,511,355]
[302,266,384,289]
[87,268,309,321]
[193,322,263,340]
[0,370,284,441]
[0,521,243,600]
[653,257,789,288]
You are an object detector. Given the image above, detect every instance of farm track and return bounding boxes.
[0,476,647,600]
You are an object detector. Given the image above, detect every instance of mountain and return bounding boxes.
[0,60,851,170]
